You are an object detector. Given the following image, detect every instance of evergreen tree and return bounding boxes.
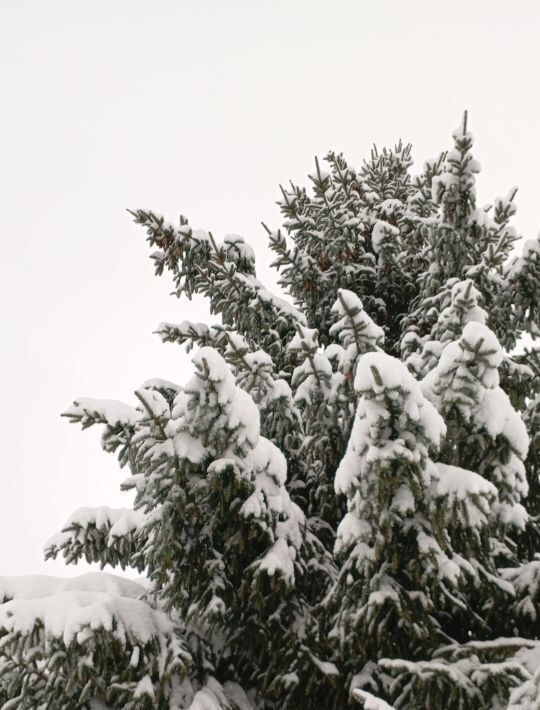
[44,349,336,708]
[1,114,539,709]
[328,353,448,691]
[422,321,529,540]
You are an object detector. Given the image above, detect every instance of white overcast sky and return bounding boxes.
[1,0,539,576]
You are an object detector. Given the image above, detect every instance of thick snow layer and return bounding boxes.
[171,430,207,463]
[135,387,170,419]
[241,437,304,581]
[288,326,320,352]
[140,377,182,394]
[227,387,261,452]
[460,321,504,368]
[192,347,237,390]
[508,674,539,709]
[355,351,419,394]
[183,677,252,710]
[175,679,251,710]
[226,330,250,354]
[270,378,293,401]
[190,347,258,427]
[351,689,395,710]
[0,590,172,646]
[349,352,446,450]
[134,675,155,699]
[179,347,261,456]
[251,436,288,487]
[0,572,146,602]
[244,349,273,370]
[257,538,295,581]
[45,507,147,550]
[335,513,373,556]
[476,388,529,457]
[431,463,496,529]
[432,463,497,501]
[64,397,139,426]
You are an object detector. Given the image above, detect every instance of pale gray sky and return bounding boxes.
[1,0,539,576]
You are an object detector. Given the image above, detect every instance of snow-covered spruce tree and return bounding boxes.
[1,114,539,709]
[43,350,336,708]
